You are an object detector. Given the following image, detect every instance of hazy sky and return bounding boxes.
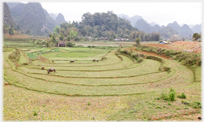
[40,2,202,26]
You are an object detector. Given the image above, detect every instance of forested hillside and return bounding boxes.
[78,11,136,39]
[47,11,161,44]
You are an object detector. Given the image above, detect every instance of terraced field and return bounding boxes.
[4,47,194,96]
[3,47,201,120]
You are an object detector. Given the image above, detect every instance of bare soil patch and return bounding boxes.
[145,41,201,53]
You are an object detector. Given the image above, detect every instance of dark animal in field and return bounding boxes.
[70,60,74,63]
[52,60,54,63]
[47,68,56,74]
[93,59,99,62]
[42,66,44,70]
[198,117,202,120]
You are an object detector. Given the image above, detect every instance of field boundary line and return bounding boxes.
[27,71,163,79]
[3,76,155,97]
[25,60,144,72]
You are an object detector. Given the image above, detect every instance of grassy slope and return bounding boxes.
[3,46,201,121]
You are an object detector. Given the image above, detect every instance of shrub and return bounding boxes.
[160,92,169,101]
[182,101,201,108]
[160,88,176,101]
[66,42,74,47]
[8,49,21,63]
[74,36,80,41]
[192,102,201,108]
[33,110,38,116]
[177,92,186,99]
[101,56,107,61]
[137,57,144,63]
[135,37,141,45]
[156,106,161,109]
[169,91,176,101]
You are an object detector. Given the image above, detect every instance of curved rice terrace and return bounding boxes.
[3,46,201,121]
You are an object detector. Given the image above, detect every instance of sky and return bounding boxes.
[40,2,202,26]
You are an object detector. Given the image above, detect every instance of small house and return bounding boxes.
[58,42,66,47]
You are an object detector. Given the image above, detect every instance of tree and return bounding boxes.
[192,33,201,41]
[46,42,49,47]
[9,27,14,35]
[53,25,60,34]
[48,33,53,38]
[67,36,71,41]
[50,35,56,43]
[59,33,64,41]
[135,37,141,45]
[69,30,78,39]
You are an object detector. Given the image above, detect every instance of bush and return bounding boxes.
[160,92,169,101]
[135,37,141,45]
[66,42,74,47]
[33,110,38,116]
[74,36,80,41]
[169,91,176,101]
[8,49,21,63]
[182,101,201,108]
[137,57,144,63]
[67,36,71,41]
[160,88,176,101]
[177,92,186,99]
[101,56,107,61]
[192,102,201,108]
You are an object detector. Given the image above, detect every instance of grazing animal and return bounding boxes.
[70,60,74,63]
[93,59,96,62]
[52,60,54,63]
[198,117,202,120]
[42,66,44,70]
[97,60,99,62]
[47,68,56,74]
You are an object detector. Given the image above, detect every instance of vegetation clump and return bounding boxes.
[160,88,176,101]
[8,48,21,63]
[182,100,201,109]
[33,110,38,116]
[66,42,75,47]
[177,92,186,99]
[118,49,144,63]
